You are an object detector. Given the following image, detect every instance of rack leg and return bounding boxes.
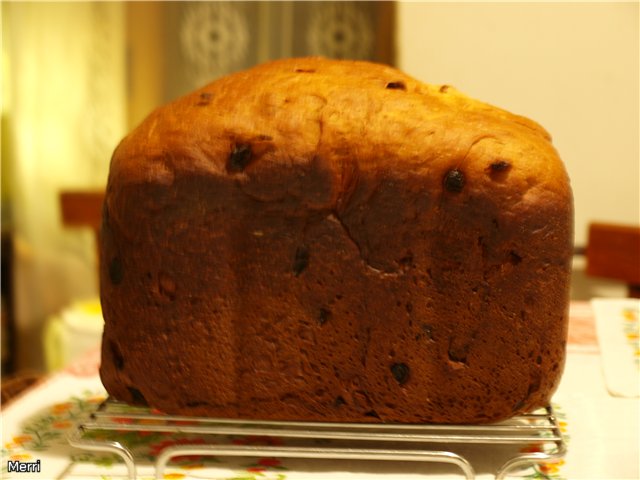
[67,425,137,480]
[155,444,476,480]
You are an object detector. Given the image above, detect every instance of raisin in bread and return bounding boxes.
[99,57,573,424]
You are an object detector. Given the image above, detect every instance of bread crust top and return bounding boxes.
[109,57,571,214]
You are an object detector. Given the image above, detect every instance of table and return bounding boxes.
[2,300,638,479]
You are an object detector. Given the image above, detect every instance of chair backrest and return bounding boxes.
[586,222,640,298]
[59,191,105,269]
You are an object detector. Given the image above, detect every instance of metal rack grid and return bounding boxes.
[67,399,566,480]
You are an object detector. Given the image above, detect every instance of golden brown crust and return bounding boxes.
[100,57,573,424]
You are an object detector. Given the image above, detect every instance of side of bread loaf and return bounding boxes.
[99,57,573,424]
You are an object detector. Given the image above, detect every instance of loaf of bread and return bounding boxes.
[99,57,573,424]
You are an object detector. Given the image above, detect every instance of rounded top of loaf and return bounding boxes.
[109,57,571,212]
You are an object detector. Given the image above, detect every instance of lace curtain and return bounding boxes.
[128,2,394,124]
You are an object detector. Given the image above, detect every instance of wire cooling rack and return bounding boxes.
[67,399,566,480]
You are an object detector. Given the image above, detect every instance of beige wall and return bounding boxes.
[397,2,639,247]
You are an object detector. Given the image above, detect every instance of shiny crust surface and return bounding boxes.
[100,57,573,424]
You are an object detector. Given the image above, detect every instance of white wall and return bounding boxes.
[397,2,639,246]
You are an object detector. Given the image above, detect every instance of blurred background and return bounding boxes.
[1,2,638,379]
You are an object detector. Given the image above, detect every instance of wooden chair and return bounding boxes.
[59,190,105,269]
[1,371,44,407]
[585,222,640,298]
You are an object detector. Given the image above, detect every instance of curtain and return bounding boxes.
[128,2,395,124]
[2,2,127,371]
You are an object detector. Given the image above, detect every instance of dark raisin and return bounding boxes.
[127,387,147,405]
[527,374,541,395]
[158,272,176,300]
[364,410,381,419]
[487,160,512,182]
[448,343,469,364]
[398,253,414,267]
[109,340,124,370]
[509,251,523,265]
[390,363,410,385]
[385,81,406,90]
[334,396,346,407]
[489,160,511,172]
[196,92,213,106]
[109,257,124,285]
[101,203,111,239]
[102,201,110,224]
[319,308,332,325]
[443,169,465,192]
[293,246,309,276]
[439,85,451,93]
[421,324,434,341]
[226,143,253,173]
